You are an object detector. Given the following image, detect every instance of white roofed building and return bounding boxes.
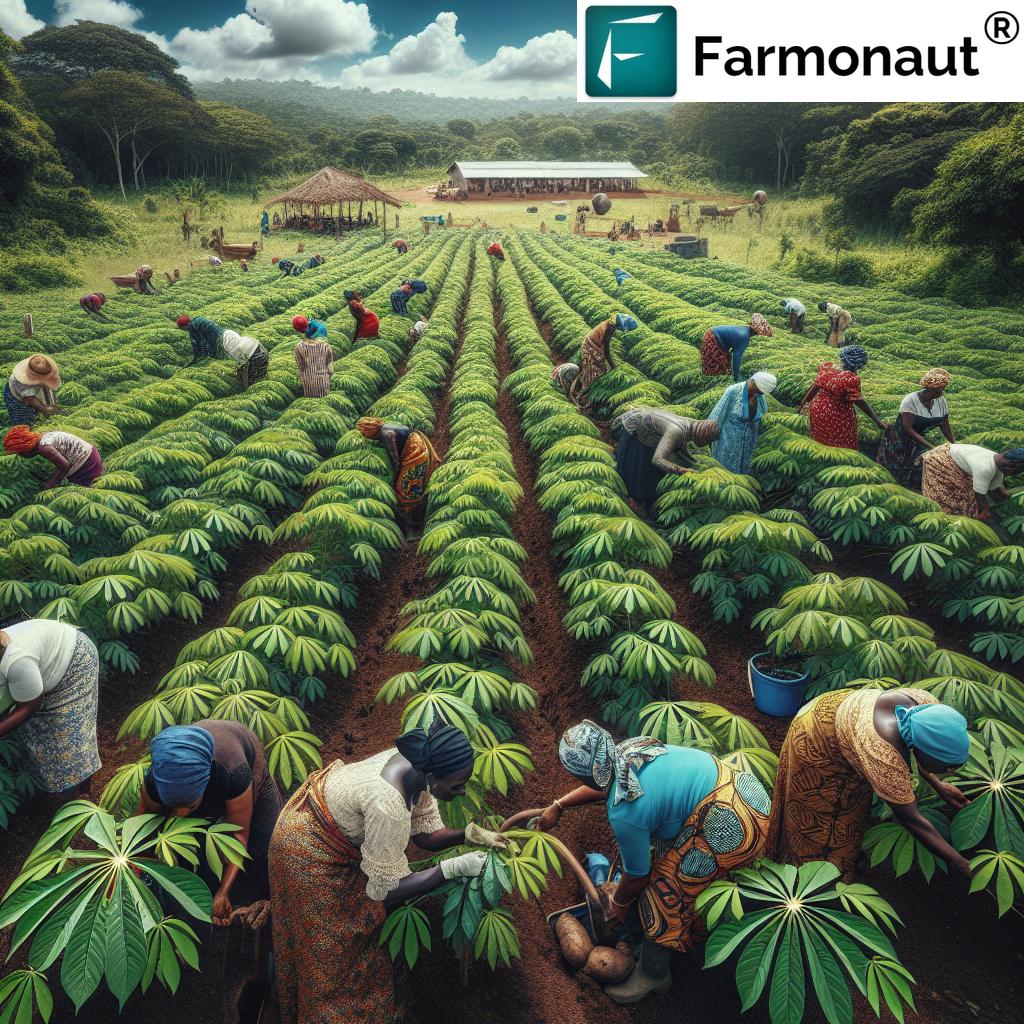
[445,161,647,196]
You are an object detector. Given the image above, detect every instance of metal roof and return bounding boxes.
[448,161,647,180]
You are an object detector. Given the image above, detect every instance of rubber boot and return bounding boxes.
[604,939,671,1005]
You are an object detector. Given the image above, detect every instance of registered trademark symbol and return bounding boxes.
[985,11,1019,43]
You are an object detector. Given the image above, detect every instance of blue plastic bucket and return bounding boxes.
[748,653,808,717]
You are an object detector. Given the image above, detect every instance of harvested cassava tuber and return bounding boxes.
[585,945,633,984]
[555,914,592,969]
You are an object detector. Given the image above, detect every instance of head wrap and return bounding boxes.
[356,416,383,439]
[344,290,360,302]
[615,314,638,332]
[558,720,667,805]
[136,265,153,280]
[692,418,720,446]
[395,723,474,778]
[176,315,191,329]
[291,315,310,334]
[751,371,778,394]
[613,268,632,286]
[839,345,868,371]
[817,301,829,312]
[920,368,951,390]
[3,426,42,455]
[749,313,773,337]
[895,704,969,767]
[272,257,280,264]
[1001,447,1024,465]
[150,725,215,806]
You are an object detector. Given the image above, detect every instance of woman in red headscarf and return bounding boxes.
[4,425,104,488]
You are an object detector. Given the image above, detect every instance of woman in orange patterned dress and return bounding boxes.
[767,688,972,880]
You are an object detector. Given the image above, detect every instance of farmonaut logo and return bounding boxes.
[585,6,677,97]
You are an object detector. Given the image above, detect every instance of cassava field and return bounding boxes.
[1,222,1023,1024]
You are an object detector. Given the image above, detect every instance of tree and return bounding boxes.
[11,21,192,97]
[490,137,523,160]
[540,126,586,160]
[446,118,476,139]
[198,102,286,186]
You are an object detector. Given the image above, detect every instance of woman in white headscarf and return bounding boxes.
[709,371,777,474]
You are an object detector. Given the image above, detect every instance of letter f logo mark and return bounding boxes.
[585,6,677,97]
[596,12,663,88]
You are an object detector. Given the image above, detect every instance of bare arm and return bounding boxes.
[889,800,971,875]
[212,786,255,924]
[20,396,59,414]
[899,411,932,448]
[919,769,969,809]
[37,445,70,489]
[854,398,887,431]
[940,416,955,444]
[0,695,43,739]
[411,827,465,852]
[605,870,652,922]
[798,384,819,411]
[535,785,606,831]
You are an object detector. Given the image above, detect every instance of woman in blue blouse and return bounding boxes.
[701,314,773,382]
[709,371,777,474]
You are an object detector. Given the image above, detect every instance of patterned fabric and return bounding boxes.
[838,345,868,371]
[16,632,100,792]
[877,414,945,488]
[749,313,772,337]
[579,318,616,400]
[710,381,767,475]
[269,766,404,1024]
[551,362,581,399]
[638,759,770,951]
[3,383,36,426]
[700,328,731,377]
[920,368,951,389]
[67,448,103,487]
[186,317,222,360]
[557,720,668,805]
[920,444,978,517]
[394,429,441,512]
[237,345,269,390]
[808,362,862,449]
[390,289,412,316]
[39,431,92,475]
[295,340,334,398]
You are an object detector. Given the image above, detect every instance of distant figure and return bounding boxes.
[79,293,109,322]
[208,256,223,270]
[4,355,62,426]
[780,298,805,334]
[346,295,380,340]
[273,212,281,226]
[240,259,250,273]
[163,270,181,287]
[178,314,223,364]
[486,242,505,262]
[292,315,328,341]
[261,210,270,236]
[390,279,428,317]
[614,268,632,287]
[112,264,157,294]
[3,425,104,488]
[408,315,429,342]
[818,301,853,347]
[393,238,409,254]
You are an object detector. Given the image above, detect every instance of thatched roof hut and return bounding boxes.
[267,167,401,234]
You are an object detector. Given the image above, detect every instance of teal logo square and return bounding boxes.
[585,6,677,97]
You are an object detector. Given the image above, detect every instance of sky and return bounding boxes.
[0,0,580,97]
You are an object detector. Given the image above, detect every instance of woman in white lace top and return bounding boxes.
[269,723,506,1023]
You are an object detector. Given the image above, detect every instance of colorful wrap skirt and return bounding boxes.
[3,383,36,426]
[766,689,871,881]
[579,333,610,396]
[700,329,730,377]
[68,448,103,487]
[637,760,771,951]
[876,415,945,489]
[269,766,403,1024]
[17,631,100,792]
[395,430,441,513]
[920,444,979,518]
[615,429,666,510]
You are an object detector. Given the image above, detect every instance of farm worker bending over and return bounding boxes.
[269,723,505,1024]
[579,313,637,412]
[283,254,325,277]
[486,241,505,261]
[709,371,777,475]
[768,689,971,881]
[920,443,1024,521]
[392,238,409,254]
[538,720,771,1004]
[178,314,223,363]
[819,300,853,347]
[79,292,109,322]
[611,407,719,518]
[111,264,157,294]
[408,314,429,342]
[293,320,334,399]
[700,313,772,382]
[798,345,887,451]
[614,268,632,286]
[292,315,327,341]
[4,355,62,426]
[140,722,283,925]
[222,329,270,390]
[390,278,428,317]
[0,618,101,797]
[551,361,582,407]
[3,425,104,488]
[877,367,956,488]
[344,293,380,340]
[780,297,805,334]
[356,416,442,539]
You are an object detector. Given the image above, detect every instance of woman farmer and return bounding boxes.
[356,416,442,538]
[768,688,971,881]
[920,444,1024,521]
[139,721,283,924]
[700,314,773,382]
[4,425,104,488]
[345,293,380,340]
[408,315,430,342]
[819,300,853,347]
[709,371,777,475]
[392,238,409,254]
[260,210,270,236]
[178,314,223,364]
[111,265,157,294]
[537,720,771,1004]
[269,723,505,1024]
[877,368,956,488]
[4,355,62,427]
[551,362,582,406]
[486,241,506,261]
[799,345,887,450]
[0,618,100,796]
[579,313,637,412]
[79,293,110,322]
[614,268,632,287]
[222,330,270,390]
[390,279,428,317]
[780,297,805,334]
[611,407,719,518]
[293,323,334,399]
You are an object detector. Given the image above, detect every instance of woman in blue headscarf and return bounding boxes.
[768,688,971,882]
[537,720,771,1005]
[799,344,888,450]
[579,313,637,413]
[139,721,283,925]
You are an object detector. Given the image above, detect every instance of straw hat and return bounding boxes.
[12,355,61,391]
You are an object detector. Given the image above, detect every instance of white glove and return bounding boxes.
[441,851,488,881]
[465,822,507,850]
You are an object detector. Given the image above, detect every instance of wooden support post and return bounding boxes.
[22,314,33,338]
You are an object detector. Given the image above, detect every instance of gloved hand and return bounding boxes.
[440,851,488,881]
[464,822,507,850]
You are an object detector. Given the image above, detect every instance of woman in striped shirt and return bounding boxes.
[294,333,334,398]
[3,425,104,488]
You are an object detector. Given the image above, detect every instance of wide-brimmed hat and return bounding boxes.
[12,355,61,391]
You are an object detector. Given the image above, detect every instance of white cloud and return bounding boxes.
[0,0,46,38]
[338,12,576,98]
[53,0,142,28]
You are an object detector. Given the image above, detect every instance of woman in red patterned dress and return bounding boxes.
[798,345,887,450]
